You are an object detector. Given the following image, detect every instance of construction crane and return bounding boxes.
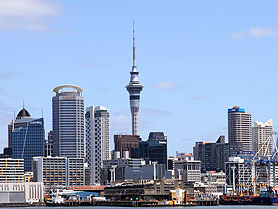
[251,132,278,194]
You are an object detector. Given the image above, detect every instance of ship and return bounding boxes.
[44,189,99,206]
[220,194,273,205]
[220,187,278,205]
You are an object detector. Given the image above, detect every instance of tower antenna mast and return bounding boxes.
[126,21,144,135]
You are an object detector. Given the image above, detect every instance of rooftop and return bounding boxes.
[16,108,31,119]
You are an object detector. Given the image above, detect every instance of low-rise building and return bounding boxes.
[101,158,153,184]
[105,179,194,201]
[174,156,201,183]
[101,153,172,185]
[200,171,226,194]
[0,158,24,183]
[201,171,226,185]
[0,182,44,203]
[33,156,84,187]
[24,172,33,182]
[225,157,252,189]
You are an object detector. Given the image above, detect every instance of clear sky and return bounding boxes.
[0,0,278,156]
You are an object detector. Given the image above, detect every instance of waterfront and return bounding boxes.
[3,206,278,209]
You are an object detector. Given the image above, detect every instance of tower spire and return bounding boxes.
[132,20,136,68]
[126,22,144,136]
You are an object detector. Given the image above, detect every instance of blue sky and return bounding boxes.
[0,0,278,156]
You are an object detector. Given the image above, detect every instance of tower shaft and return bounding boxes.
[132,109,139,135]
[126,23,143,135]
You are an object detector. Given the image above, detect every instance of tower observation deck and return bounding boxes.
[126,23,143,136]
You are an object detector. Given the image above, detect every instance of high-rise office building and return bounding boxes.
[126,25,143,136]
[8,120,14,148]
[12,108,45,171]
[85,106,110,185]
[193,136,229,172]
[138,132,168,169]
[114,135,141,158]
[52,85,84,158]
[228,106,252,157]
[45,130,53,157]
[252,119,273,156]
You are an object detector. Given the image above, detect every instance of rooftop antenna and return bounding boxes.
[42,108,44,118]
[23,100,25,109]
[132,20,136,67]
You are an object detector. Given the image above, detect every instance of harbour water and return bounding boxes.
[4,206,278,209]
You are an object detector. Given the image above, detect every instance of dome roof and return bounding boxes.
[233,105,240,109]
[16,108,31,119]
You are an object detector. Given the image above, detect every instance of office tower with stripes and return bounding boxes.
[52,85,84,158]
[228,106,252,156]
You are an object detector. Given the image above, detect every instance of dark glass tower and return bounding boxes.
[138,132,168,168]
[12,108,45,171]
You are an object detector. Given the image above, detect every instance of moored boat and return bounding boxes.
[220,194,272,205]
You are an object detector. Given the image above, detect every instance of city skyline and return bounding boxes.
[0,0,278,156]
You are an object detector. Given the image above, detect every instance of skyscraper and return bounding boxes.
[45,130,53,157]
[252,119,273,156]
[138,132,168,168]
[52,84,84,158]
[126,24,143,135]
[228,106,252,157]
[85,106,110,185]
[8,120,14,148]
[193,136,229,172]
[12,108,45,171]
[114,134,141,158]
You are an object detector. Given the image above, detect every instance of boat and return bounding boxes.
[44,189,98,206]
[220,189,278,205]
[219,194,273,205]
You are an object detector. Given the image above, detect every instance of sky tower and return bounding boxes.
[126,23,144,136]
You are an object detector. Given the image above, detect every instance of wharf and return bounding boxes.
[95,201,161,207]
[0,203,45,208]
[94,200,218,207]
[195,200,219,206]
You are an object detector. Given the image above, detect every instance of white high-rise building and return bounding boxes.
[252,119,273,156]
[85,106,110,185]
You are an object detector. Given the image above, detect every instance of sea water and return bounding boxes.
[6,206,278,209]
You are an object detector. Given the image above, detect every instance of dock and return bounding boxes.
[94,199,218,207]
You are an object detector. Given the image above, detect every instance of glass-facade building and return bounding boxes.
[12,108,45,171]
[138,132,168,169]
[52,85,84,158]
